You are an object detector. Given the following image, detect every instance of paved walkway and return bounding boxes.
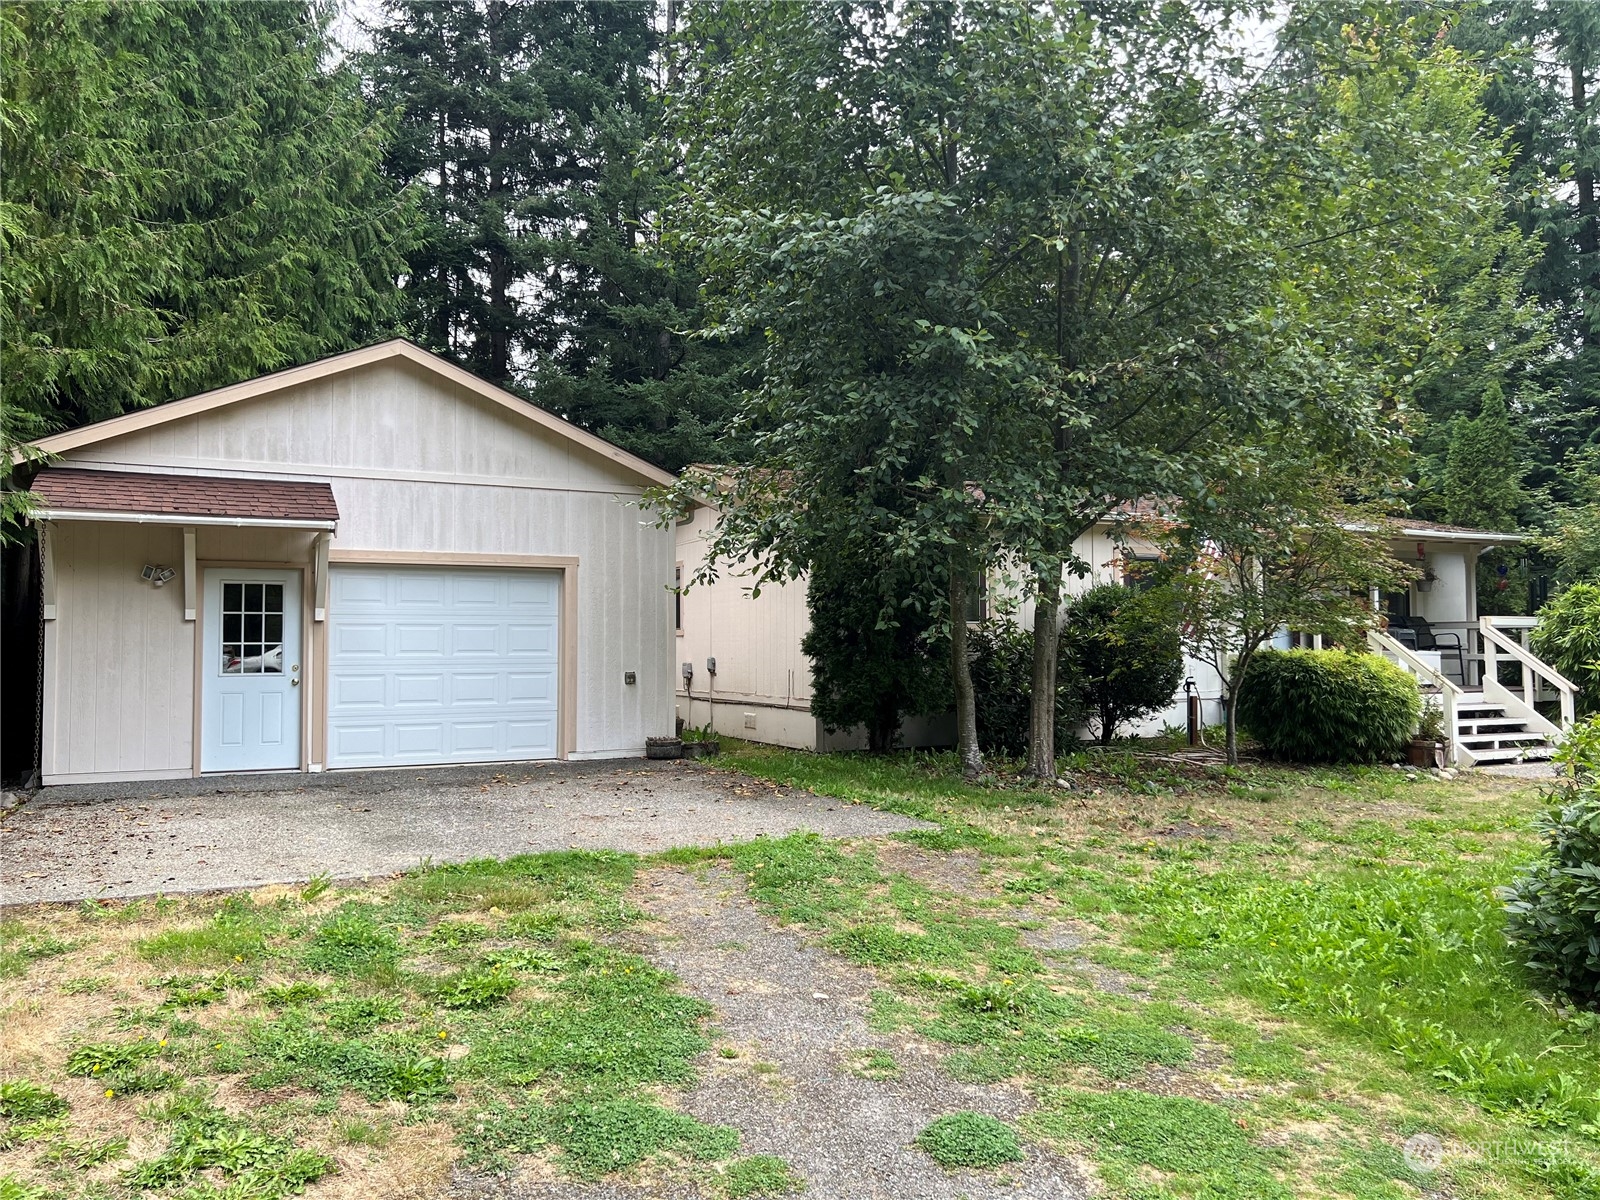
[0,761,928,906]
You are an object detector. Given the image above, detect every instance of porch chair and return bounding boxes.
[1404,617,1466,685]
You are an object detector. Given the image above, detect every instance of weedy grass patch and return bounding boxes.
[718,1153,804,1197]
[915,1111,1024,1169]
[721,738,1600,1200]
[0,849,729,1198]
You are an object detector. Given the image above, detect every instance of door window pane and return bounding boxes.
[221,579,286,674]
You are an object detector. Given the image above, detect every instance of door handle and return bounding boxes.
[291,679,301,687]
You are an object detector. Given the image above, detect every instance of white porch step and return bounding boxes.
[1450,694,1559,766]
[1467,746,1557,765]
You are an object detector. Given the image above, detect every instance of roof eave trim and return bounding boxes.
[1395,526,1524,544]
[32,509,337,531]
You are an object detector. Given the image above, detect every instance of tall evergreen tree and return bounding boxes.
[1441,2,1600,499]
[1443,386,1529,532]
[364,0,744,471]
[1,0,412,431]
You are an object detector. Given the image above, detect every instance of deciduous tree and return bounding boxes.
[1159,457,1410,765]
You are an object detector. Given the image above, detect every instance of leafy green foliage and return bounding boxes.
[0,1082,66,1123]
[301,906,400,975]
[436,966,516,1010]
[670,1,1509,778]
[321,995,403,1035]
[719,1154,804,1197]
[1061,584,1184,745]
[968,623,1047,757]
[1444,387,1528,534]
[1237,651,1421,765]
[802,542,949,751]
[1163,467,1411,764]
[64,1038,163,1087]
[238,1009,451,1102]
[126,1101,332,1194]
[1532,583,1600,715]
[914,1112,1023,1169]
[1434,4,1600,497]
[363,0,740,472]
[1442,388,1537,615]
[0,1,411,432]
[1502,739,1600,1009]
[544,1099,737,1179]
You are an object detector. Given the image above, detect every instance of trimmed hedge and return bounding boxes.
[1237,649,1421,764]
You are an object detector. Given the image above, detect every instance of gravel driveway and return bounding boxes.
[448,868,1088,1199]
[0,761,928,906]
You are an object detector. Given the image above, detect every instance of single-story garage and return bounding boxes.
[20,340,677,785]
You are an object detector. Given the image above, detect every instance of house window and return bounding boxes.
[964,572,988,623]
[675,563,684,634]
[221,581,285,674]
[1121,554,1162,591]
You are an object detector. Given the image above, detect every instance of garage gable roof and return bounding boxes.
[21,340,677,489]
[32,467,340,526]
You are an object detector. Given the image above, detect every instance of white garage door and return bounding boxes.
[326,565,560,768]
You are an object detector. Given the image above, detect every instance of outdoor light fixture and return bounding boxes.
[141,564,176,587]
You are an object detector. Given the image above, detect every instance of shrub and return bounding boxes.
[1061,584,1184,745]
[968,623,1035,756]
[1501,715,1600,1010]
[914,1111,1023,1169]
[1531,582,1600,716]
[968,623,1082,756]
[803,550,949,752]
[1236,649,1420,764]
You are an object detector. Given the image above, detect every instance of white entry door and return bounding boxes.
[201,569,303,773]
[326,565,560,768]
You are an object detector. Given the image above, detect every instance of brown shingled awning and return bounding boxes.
[30,468,338,527]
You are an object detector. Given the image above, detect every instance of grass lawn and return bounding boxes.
[3,745,1598,1199]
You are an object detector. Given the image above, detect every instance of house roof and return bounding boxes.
[18,339,677,489]
[1389,518,1523,545]
[31,468,339,529]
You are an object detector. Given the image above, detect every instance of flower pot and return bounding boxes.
[646,736,684,760]
[681,740,721,759]
[1406,739,1446,769]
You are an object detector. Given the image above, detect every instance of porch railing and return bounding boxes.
[1480,615,1577,734]
[1367,628,1467,766]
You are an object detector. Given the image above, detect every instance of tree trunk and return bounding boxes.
[1026,560,1062,780]
[1576,58,1600,344]
[1223,684,1239,766]
[949,568,984,780]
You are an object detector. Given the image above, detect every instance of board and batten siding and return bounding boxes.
[674,504,816,744]
[45,356,674,777]
[41,522,196,780]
